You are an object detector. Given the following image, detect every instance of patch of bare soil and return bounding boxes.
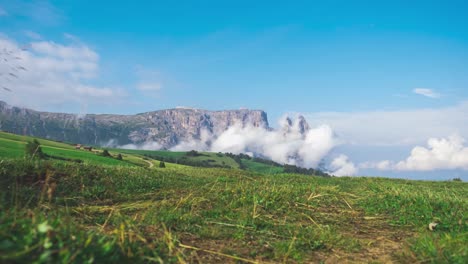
[177,209,414,263]
[312,210,414,264]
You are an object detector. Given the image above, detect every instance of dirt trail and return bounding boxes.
[143,159,154,168]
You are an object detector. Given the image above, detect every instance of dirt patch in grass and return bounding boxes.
[176,208,415,263]
[310,210,414,263]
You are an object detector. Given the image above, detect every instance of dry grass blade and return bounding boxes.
[307,193,323,201]
[342,198,353,210]
[206,221,254,230]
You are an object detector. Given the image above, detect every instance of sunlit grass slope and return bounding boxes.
[115,148,285,173]
[0,131,147,167]
[1,158,466,263]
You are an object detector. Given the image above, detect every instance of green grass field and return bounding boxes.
[0,132,76,149]
[241,158,284,174]
[115,148,285,172]
[0,131,467,263]
[192,152,241,168]
[116,149,241,168]
[116,149,188,159]
[0,137,25,158]
[0,131,149,167]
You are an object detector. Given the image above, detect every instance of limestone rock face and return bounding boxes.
[0,101,269,148]
[297,115,310,135]
[280,115,310,136]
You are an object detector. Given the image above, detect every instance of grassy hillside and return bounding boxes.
[241,158,284,174]
[0,132,76,149]
[1,159,466,263]
[116,149,188,159]
[116,148,287,174]
[0,131,283,172]
[0,131,148,167]
[117,149,241,169]
[1,131,467,263]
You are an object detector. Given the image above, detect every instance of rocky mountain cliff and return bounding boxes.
[0,101,269,148]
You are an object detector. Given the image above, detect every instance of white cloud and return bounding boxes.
[170,129,213,151]
[328,155,358,176]
[306,101,468,147]
[210,122,336,168]
[361,135,468,171]
[0,35,124,110]
[413,88,440,98]
[121,142,163,151]
[396,135,468,171]
[137,82,162,91]
[175,106,194,109]
[103,139,162,151]
[111,116,347,171]
[109,115,340,169]
[360,160,392,170]
[168,116,339,168]
[306,102,468,175]
[31,40,99,61]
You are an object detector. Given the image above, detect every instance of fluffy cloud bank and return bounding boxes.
[0,35,125,111]
[208,122,336,168]
[328,155,358,176]
[361,135,468,171]
[118,116,357,176]
[171,117,337,168]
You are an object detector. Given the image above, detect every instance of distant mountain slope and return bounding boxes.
[0,101,269,148]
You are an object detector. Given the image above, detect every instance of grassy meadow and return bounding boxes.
[0,132,148,167]
[0,131,467,263]
[114,147,289,175]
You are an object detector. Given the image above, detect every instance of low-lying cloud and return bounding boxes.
[207,122,336,169]
[115,116,358,176]
[361,135,468,171]
[328,155,358,176]
[103,139,162,151]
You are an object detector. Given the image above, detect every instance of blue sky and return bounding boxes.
[1,0,468,179]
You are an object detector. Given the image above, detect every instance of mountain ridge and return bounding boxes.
[0,100,270,148]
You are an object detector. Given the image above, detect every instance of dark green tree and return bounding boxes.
[116,153,123,160]
[159,161,166,168]
[25,139,44,159]
[102,149,111,157]
[186,150,199,157]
